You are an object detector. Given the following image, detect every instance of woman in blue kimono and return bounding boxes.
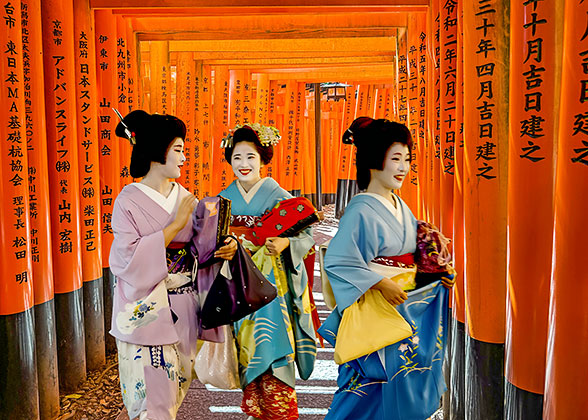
[319,117,451,420]
[219,125,317,420]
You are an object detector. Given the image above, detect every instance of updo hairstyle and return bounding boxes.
[343,117,413,190]
[224,125,273,165]
[115,110,186,178]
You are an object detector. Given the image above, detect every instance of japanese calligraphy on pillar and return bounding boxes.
[397,28,409,125]
[42,0,84,293]
[284,81,296,192]
[193,60,202,197]
[183,63,193,191]
[95,11,120,264]
[230,70,244,127]
[441,0,457,176]
[515,0,550,164]
[408,19,420,188]
[116,17,130,183]
[242,72,251,124]
[292,82,304,190]
[570,3,588,166]
[1,0,33,314]
[472,0,500,180]
[200,65,212,195]
[22,0,55,305]
[418,29,428,163]
[74,0,103,280]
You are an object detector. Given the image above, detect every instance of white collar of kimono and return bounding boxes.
[236,177,267,204]
[358,192,403,224]
[133,182,179,214]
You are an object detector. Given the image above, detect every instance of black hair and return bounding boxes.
[115,110,187,178]
[344,116,413,190]
[224,125,273,165]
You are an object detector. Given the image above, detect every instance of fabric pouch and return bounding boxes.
[194,325,240,389]
[333,288,413,364]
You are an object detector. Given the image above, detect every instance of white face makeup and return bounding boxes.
[231,141,262,189]
[162,137,185,179]
[370,142,411,191]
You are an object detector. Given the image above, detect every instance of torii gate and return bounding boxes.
[0,1,585,419]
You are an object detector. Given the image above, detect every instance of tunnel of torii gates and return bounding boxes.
[0,0,586,419]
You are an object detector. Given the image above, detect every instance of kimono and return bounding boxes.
[109,182,199,420]
[319,193,449,420]
[219,178,317,420]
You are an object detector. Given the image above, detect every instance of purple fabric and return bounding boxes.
[109,184,195,346]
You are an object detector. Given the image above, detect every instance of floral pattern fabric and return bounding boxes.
[241,373,298,420]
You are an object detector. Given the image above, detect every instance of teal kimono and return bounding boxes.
[219,178,317,390]
[319,193,449,420]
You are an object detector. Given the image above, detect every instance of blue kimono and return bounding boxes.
[319,193,449,420]
[219,178,317,391]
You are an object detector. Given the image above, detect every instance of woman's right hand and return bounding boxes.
[174,194,197,229]
[372,277,408,305]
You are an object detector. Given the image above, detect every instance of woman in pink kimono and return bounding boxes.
[111,110,236,420]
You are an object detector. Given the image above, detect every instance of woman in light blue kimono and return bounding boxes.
[318,117,451,420]
[218,125,317,420]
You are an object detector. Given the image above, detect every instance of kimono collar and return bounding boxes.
[132,182,179,215]
[358,192,404,225]
[236,177,267,204]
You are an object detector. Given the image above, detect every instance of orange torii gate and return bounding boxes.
[1,2,587,420]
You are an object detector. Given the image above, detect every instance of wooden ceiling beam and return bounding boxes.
[91,0,428,11]
[137,28,399,41]
[164,37,396,52]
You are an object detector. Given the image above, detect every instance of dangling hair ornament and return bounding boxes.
[221,123,281,148]
[112,108,136,145]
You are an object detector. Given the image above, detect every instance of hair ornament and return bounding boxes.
[342,128,354,145]
[221,123,281,148]
[112,108,136,145]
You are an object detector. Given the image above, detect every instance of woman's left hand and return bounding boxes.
[265,237,290,256]
[215,237,238,260]
[441,271,456,289]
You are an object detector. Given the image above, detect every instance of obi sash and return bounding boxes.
[166,242,194,292]
[367,253,417,291]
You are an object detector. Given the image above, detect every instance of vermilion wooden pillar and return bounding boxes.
[544,0,588,417]
[212,65,230,194]
[0,1,38,417]
[74,0,105,372]
[21,0,59,417]
[463,0,509,418]
[449,1,466,419]
[506,0,559,417]
[41,0,86,392]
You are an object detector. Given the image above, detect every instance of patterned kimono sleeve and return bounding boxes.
[324,203,385,312]
[109,196,169,301]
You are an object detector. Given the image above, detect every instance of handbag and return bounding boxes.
[199,237,278,329]
[414,220,453,289]
[334,288,413,365]
[250,196,320,246]
[194,325,240,389]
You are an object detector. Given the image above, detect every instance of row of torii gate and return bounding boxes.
[0,1,586,419]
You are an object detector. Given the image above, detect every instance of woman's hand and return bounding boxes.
[175,194,197,229]
[371,277,408,305]
[441,271,456,289]
[215,237,238,260]
[164,194,196,246]
[264,237,290,256]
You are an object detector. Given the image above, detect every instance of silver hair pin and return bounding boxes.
[112,108,136,145]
